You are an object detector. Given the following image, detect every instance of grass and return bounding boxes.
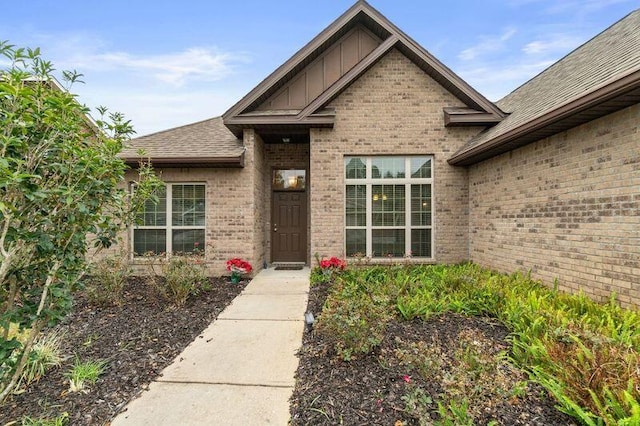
[20,412,69,426]
[19,330,65,387]
[66,358,107,393]
[314,263,640,425]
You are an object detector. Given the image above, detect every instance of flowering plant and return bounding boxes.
[226,258,252,283]
[319,256,346,270]
[317,256,346,283]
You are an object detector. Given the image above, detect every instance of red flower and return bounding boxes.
[226,258,252,273]
[320,256,346,270]
[402,375,411,383]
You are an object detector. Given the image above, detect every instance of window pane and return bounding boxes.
[372,185,405,226]
[411,157,432,178]
[172,184,205,227]
[133,229,166,256]
[345,157,366,179]
[372,229,405,257]
[273,170,306,190]
[346,185,366,226]
[136,186,167,226]
[411,184,432,226]
[372,157,405,179]
[172,229,205,254]
[411,229,432,257]
[346,229,366,257]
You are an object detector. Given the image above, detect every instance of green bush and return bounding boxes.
[318,263,640,424]
[146,254,208,306]
[316,272,395,360]
[85,255,131,306]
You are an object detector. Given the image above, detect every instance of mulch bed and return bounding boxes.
[290,283,578,426]
[0,276,247,425]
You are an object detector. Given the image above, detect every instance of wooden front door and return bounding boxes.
[272,191,307,263]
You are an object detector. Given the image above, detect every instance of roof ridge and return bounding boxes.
[224,0,504,129]
[134,116,224,140]
[498,7,640,105]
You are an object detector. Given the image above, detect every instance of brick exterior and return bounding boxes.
[469,104,640,306]
[111,46,639,307]
[117,164,257,277]
[309,49,482,263]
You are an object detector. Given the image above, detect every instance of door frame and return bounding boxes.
[270,168,309,264]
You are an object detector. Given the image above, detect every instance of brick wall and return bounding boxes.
[469,104,640,306]
[310,49,482,263]
[251,130,267,272]
[114,160,257,277]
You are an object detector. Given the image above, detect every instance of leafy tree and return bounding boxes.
[0,41,160,402]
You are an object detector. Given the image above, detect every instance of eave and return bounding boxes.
[123,153,245,169]
[224,112,336,138]
[449,67,640,166]
[443,107,505,127]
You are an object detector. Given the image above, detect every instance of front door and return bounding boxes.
[272,191,307,263]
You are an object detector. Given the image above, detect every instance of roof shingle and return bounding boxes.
[120,117,244,164]
[451,8,640,163]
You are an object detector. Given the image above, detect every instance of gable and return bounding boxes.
[223,1,504,139]
[257,26,381,111]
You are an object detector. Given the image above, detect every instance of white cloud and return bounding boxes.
[507,0,634,15]
[70,47,247,87]
[74,87,245,136]
[522,34,582,55]
[458,27,517,61]
[458,59,555,101]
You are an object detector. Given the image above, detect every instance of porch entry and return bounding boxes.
[271,169,307,263]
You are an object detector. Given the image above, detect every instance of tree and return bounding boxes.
[0,42,160,402]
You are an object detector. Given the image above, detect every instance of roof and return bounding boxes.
[449,8,640,166]
[223,0,505,137]
[121,117,245,167]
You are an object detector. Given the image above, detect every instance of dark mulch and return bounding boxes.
[0,276,247,425]
[290,283,578,426]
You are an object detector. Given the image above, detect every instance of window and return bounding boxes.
[273,169,306,190]
[133,183,206,256]
[345,156,433,258]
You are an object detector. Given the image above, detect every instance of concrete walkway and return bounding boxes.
[112,267,310,426]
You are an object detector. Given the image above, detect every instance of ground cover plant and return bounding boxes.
[291,263,639,425]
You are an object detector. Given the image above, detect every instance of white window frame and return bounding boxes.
[132,182,206,257]
[345,156,434,259]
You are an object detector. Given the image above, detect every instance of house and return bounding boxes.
[120,1,640,306]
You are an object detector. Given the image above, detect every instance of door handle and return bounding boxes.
[273,224,278,232]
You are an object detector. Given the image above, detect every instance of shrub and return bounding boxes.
[320,263,640,424]
[316,271,395,360]
[146,254,208,306]
[85,255,131,306]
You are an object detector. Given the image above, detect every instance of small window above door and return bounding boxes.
[273,169,306,190]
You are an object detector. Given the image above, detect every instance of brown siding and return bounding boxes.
[469,103,640,306]
[257,26,381,111]
[310,48,482,264]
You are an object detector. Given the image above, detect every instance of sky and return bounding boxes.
[1,0,637,136]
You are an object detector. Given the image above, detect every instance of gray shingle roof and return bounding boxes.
[120,116,244,161]
[452,8,640,161]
